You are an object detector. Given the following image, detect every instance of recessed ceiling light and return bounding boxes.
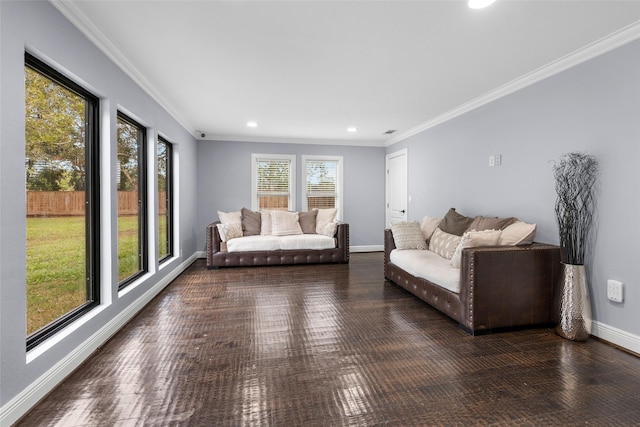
[468,0,496,9]
[246,121,258,128]
[347,127,358,133]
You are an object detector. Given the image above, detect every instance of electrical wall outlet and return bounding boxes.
[495,154,502,166]
[607,279,623,303]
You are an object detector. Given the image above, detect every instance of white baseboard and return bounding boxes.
[196,250,206,258]
[350,245,383,253]
[591,320,640,355]
[0,253,199,427]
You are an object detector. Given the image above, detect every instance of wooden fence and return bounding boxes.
[27,191,167,216]
[258,195,336,211]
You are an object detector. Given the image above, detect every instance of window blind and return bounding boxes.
[256,158,292,210]
[305,159,337,210]
[257,159,291,195]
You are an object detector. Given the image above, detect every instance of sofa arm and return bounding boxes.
[459,243,561,331]
[206,221,222,267]
[335,223,350,262]
[384,229,396,269]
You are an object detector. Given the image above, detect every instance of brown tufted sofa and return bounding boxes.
[384,229,561,334]
[207,222,349,269]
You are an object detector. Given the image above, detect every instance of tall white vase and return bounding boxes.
[555,263,592,341]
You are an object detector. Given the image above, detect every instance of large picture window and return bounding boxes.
[25,53,100,350]
[251,154,295,211]
[157,136,173,262]
[302,155,343,218]
[117,112,147,287]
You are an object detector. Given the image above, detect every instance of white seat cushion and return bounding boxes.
[226,234,336,252]
[390,249,461,293]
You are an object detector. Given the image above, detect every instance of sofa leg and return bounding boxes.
[458,323,475,335]
[207,266,219,270]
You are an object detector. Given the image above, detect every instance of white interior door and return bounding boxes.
[386,149,408,227]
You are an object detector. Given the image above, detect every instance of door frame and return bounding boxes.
[385,148,408,227]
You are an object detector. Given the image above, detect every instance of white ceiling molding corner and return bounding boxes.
[386,20,640,148]
[48,1,640,147]
[203,134,386,148]
[50,0,195,136]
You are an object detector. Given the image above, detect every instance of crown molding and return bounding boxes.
[48,1,640,149]
[50,0,195,136]
[202,133,386,148]
[386,20,640,147]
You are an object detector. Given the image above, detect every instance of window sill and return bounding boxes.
[26,304,109,364]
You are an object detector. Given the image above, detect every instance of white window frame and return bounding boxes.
[251,153,296,211]
[301,155,343,220]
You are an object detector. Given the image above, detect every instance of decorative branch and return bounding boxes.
[553,152,598,265]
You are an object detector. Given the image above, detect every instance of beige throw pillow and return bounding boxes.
[450,229,502,268]
[271,210,303,236]
[260,210,274,235]
[467,215,517,231]
[421,216,442,241]
[218,210,241,224]
[499,221,537,245]
[216,222,243,242]
[315,208,337,233]
[429,228,462,260]
[391,221,427,250]
[317,221,338,238]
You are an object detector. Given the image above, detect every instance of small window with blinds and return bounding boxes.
[251,154,296,211]
[302,155,343,219]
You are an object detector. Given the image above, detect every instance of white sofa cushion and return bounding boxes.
[390,249,461,293]
[226,234,336,252]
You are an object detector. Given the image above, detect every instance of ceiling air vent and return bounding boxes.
[383,129,397,135]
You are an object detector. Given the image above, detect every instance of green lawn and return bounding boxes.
[26,215,167,335]
[117,216,140,282]
[26,216,87,335]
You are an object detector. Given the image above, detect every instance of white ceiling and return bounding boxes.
[54,1,640,146]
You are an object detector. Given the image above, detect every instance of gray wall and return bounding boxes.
[387,39,640,338]
[1,0,198,410]
[196,140,386,249]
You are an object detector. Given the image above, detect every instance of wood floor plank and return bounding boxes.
[17,253,640,426]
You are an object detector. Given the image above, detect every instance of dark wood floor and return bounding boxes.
[18,253,640,426]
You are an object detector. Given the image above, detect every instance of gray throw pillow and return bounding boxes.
[241,207,261,236]
[298,210,318,234]
[438,208,474,236]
